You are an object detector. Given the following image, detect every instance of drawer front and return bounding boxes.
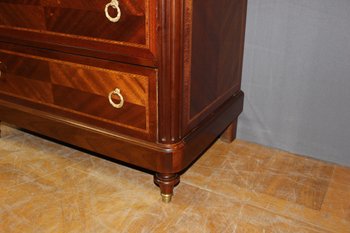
[0,49,157,140]
[0,0,157,66]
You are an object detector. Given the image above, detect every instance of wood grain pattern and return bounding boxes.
[49,63,148,107]
[0,90,244,174]
[183,0,247,133]
[0,0,157,67]
[155,0,247,199]
[220,119,238,143]
[0,76,53,103]
[0,3,46,29]
[0,51,52,102]
[157,0,184,143]
[0,0,146,44]
[0,0,248,201]
[0,48,156,139]
[52,85,147,129]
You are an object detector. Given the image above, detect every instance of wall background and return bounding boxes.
[238,0,350,166]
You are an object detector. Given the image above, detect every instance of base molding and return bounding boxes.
[0,91,244,201]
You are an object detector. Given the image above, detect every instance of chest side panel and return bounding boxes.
[183,0,247,133]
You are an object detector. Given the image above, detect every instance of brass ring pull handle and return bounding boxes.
[108,88,124,109]
[105,0,121,23]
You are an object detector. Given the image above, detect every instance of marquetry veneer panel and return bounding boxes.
[0,0,157,67]
[0,49,157,140]
[0,0,146,44]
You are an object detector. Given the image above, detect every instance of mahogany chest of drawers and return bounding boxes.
[0,0,247,202]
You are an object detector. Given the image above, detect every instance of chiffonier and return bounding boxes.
[0,0,247,202]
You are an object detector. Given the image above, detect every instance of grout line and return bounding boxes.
[181,180,248,203]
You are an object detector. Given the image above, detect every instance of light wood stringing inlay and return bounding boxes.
[0,0,150,48]
[0,49,153,133]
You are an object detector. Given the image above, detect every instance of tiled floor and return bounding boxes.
[0,124,349,233]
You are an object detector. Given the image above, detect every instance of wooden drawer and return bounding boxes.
[0,0,157,66]
[0,49,157,140]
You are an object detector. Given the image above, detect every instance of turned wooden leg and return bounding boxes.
[154,173,180,203]
[220,118,238,143]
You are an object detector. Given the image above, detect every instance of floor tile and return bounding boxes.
[236,205,330,233]
[1,125,350,233]
[321,166,350,222]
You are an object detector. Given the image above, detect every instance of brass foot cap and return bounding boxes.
[161,194,172,203]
